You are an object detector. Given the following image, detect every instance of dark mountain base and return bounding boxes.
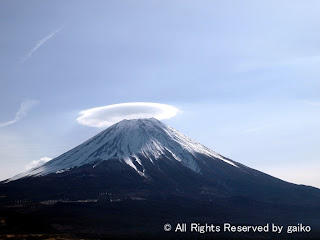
[1,197,319,240]
[1,158,320,239]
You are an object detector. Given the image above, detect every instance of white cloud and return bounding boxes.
[77,102,179,128]
[26,157,52,170]
[0,100,38,127]
[21,27,62,63]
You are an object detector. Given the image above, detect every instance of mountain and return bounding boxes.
[9,117,238,180]
[1,118,320,239]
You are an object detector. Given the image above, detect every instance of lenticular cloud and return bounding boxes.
[77,102,179,128]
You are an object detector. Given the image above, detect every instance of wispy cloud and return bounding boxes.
[77,102,180,128]
[21,27,62,63]
[26,157,52,170]
[0,100,38,127]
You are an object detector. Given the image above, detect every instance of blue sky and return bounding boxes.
[0,0,319,187]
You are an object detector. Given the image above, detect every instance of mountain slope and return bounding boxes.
[3,118,320,204]
[9,118,239,180]
[1,118,320,239]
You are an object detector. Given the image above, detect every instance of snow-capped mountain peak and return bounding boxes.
[9,118,238,181]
